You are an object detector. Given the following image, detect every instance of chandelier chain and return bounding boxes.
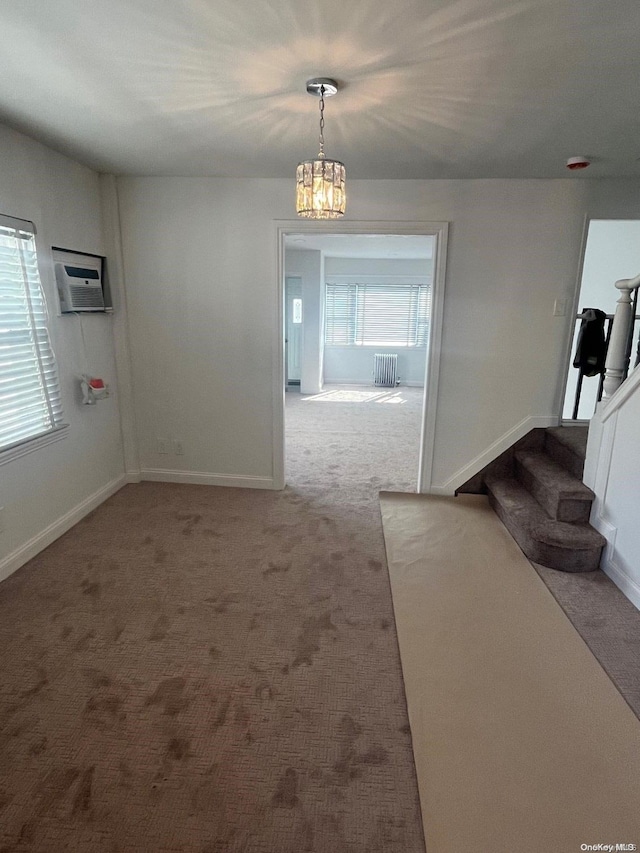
[318,85,325,158]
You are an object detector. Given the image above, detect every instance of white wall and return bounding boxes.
[118,179,279,487]
[323,346,427,386]
[585,370,640,610]
[324,258,431,277]
[116,176,640,493]
[579,220,640,310]
[563,220,640,420]
[0,125,125,580]
[323,256,432,386]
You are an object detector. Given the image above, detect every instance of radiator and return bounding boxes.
[373,353,399,387]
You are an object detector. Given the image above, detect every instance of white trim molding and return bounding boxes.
[431,415,559,495]
[0,425,68,467]
[140,469,275,490]
[585,372,640,611]
[601,363,640,422]
[320,379,425,388]
[592,509,640,610]
[0,473,128,584]
[602,553,640,612]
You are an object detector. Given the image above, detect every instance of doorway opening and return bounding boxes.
[562,220,640,421]
[274,222,449,493]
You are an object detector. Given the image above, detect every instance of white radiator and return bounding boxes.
[373,353,399,387]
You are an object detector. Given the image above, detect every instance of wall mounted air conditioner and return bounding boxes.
[55,262,105,313]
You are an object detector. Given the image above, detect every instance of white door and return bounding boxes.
[285,277,303,384]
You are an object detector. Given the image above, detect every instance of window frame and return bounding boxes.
[0,213,68,465]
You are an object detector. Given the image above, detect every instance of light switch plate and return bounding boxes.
[554,298,568,317]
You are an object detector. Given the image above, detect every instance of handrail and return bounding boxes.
[626,286,639,371]
[576,311,616,320]
[619,271,640,291]
[603,274,640,400]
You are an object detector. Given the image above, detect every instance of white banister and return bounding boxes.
[602,272,640,399]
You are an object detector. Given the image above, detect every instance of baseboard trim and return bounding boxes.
[322,381,424,388]
[602,556,640,612]
[431,415,559,495]
[0,474,128,584]
[589,515,640,610]
[140,469,276,490]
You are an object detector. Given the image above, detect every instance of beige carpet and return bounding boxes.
[380,492,640,852]
[0,386,425,852]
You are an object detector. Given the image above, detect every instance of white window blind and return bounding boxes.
[325,282,431,347]
[0,214,64,453]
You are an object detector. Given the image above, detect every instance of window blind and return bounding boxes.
[0,215,64,453]
[325,282,431,347]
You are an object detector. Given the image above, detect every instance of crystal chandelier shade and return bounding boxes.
[295,159,346,219]
[296,78,346,219]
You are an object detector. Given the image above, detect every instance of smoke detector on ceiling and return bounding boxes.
[566,156,590,170]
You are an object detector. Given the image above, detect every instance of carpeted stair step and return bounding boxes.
[486,475,605,572]
[544,426,588,479]
[514,449,594,523]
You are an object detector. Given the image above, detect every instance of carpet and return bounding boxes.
[533,561,640,719]
[0,385,425,852]
[380,492,640,852]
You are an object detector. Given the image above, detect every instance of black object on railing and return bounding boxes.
[572,308,609,420]
[571,307,640,420]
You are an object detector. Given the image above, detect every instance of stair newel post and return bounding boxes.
[602,274,640,399]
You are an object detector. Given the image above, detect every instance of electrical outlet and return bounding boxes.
[0,507,5,534]
[173,440,184,456]
[157,437,170,455]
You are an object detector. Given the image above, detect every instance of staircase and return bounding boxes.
[459,426,606,572]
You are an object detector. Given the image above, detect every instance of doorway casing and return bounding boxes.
[273,220,449,492]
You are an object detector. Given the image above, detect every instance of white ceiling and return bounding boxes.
[2,0,640,179]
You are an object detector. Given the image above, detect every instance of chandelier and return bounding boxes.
[296,78,346,219]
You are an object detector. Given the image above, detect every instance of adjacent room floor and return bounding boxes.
[284,383,424,493]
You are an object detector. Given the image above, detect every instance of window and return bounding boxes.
[0,214,64,455]
[325,282,431,347]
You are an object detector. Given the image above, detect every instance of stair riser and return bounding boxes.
[487,490,603,572]
[556,500,592,524]
[544,432,584,480]
[515,459,592,524]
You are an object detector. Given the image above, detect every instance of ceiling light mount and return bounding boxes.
[296,77,346,219]
[305,77,338,98]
